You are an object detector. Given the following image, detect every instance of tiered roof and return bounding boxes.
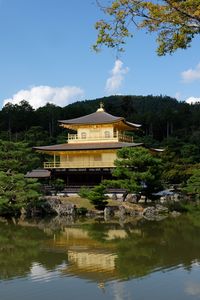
[59,105,141,130]
[34,142,143,152]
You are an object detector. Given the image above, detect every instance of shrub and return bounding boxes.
[165,200,188,213]
[79,185,108,210]
[78,187,91,198]
[87,185,108,210]
[76,207,88,215]
[0,171,41,216]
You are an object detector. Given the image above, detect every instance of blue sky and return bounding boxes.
[0,0,200,109]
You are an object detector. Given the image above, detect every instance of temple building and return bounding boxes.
[34,103,143,186]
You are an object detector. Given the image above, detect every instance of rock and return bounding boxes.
[146,199,152,203]
[111,193,118,200]
[54,203,76,216]
[143,205,169,219]
[143,207,156,218]
[129,209,143,217]
[126,194,138,203]
[173,193,180,202]
[117,197,124,202]
[160,196,167,204]
[155,204,169,214]
[86,210,97,217]
[171,210,181,217]
[26,206,43,217]
[104,206,114,217]
[138,196,146,203]
[42,197,76,216]
[116,204,144,217]
[119,205,126,216]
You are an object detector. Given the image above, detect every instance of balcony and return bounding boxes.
[44,160,115,169]
[67,132,133,143]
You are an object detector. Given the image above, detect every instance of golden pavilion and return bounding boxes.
[34,103,142,185]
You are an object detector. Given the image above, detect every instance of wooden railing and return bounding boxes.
[119,134,133,143]
[67,133,133,143]
[44,161,115,169]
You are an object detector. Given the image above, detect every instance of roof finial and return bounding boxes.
[97,101,105,112]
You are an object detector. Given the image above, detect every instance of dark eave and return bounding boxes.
[33,142,144,152]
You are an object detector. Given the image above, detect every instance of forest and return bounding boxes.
[0,95,199,216]
[1,94,200,143]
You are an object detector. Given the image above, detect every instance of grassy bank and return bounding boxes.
[61,195,121,210]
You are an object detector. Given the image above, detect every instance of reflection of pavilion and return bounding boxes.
[66,249,118,282]
[63,227,128,241]
[49,226,127,282]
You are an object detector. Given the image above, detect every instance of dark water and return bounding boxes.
[1,214,200,300]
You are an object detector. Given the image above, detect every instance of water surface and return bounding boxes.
[1,215,200,300]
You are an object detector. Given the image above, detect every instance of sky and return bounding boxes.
[0,0,200,109]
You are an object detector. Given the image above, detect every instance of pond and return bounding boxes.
[1,214,200,300]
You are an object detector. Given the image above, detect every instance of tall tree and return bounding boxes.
[0,140,41,173]
[104,147,162,195]
[94,0,200,55]
[0,172,41,216]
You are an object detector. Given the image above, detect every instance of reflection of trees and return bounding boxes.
[82,223,112,242]
[65,216,200,280]
[75,217,200,280]
[115,216,200,279]
[2,215,200,282]
[0,221,67,280]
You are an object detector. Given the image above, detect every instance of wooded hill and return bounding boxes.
[0,95,200,147]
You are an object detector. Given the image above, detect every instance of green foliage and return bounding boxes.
[94,0,200,55]
[105,147,162,195]
[180,144,200,164]
[183,169,200,197]
[51,178,65,195]
[0,172,41,216]
[0,140,41,173]
[0,220,67,280]
[81,185,108,210]
[79,187,91,198]
[76,207,88,215]
[162,163,192,184]
[161,137,200,184]
[1,100,35,134]
[24,126,50,146]
[165,200,189,213]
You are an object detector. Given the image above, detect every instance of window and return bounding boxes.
[81,132,87,139]
[104,131,110,138]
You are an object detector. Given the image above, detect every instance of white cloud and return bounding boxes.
[105,59,129,93]
[181,63,200,82]
[3,85,84,109]
[185,96,200,104]
[185,282,200,297]
[30,262,66,282]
